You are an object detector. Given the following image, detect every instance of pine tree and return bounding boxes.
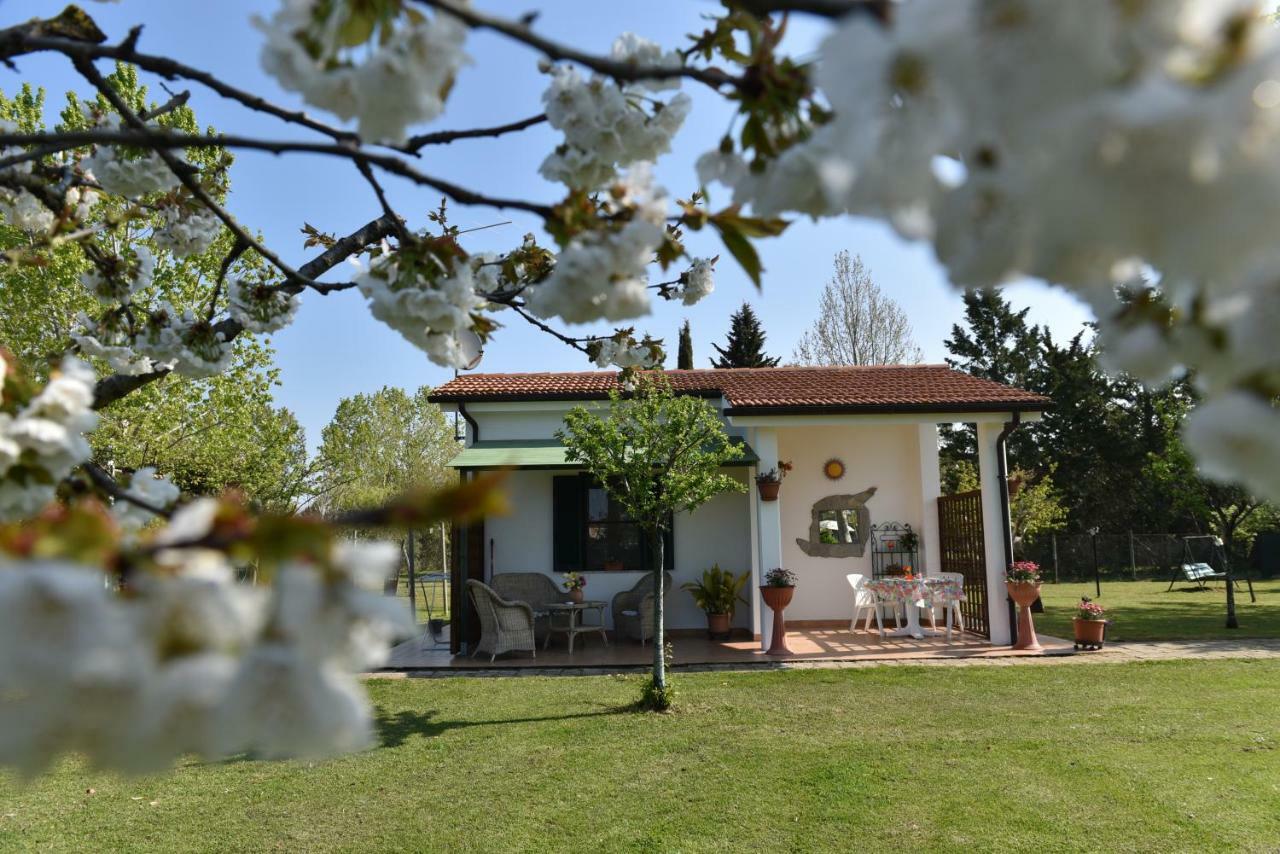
[710,303,781,368]
[677,320,694,370]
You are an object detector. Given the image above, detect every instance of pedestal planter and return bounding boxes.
[756,480,781,502]
[760,585,794,655]
[1007,580,1042,651]
[1073,618,1106,651]
[707,612,731,641]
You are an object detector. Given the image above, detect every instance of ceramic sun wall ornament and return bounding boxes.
[796,486,877,558]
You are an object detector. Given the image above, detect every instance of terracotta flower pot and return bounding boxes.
[1006,580,1042,651]
[568,588,584,604]
[756,480,781,502]
[1073,617,1106,650]
[1006,581,1041,607]
[760,585,794,655]
[707,612,731,639]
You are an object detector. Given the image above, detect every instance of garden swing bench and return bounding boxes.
[1167,535,1256,603]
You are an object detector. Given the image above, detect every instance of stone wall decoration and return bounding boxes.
[795,486,877,558]
[823,458,845,480]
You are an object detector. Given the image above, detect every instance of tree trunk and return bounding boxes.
[651,528,665,690]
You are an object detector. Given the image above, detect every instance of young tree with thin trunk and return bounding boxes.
[793,251,923,367]
[558,375,743,709]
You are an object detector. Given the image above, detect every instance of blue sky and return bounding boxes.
[4,1,1092,448]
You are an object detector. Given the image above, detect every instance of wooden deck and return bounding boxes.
[382,626,1076,672]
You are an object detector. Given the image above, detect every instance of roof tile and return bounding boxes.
[429,366,1048,413]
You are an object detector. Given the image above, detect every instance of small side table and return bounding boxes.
[544,601,609,653]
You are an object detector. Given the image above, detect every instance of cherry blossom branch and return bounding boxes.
[506,304,593,354]
[0,129,556,217]
[410,0,741,90]
[92,213,401,409]
[403,113,548,152]
[728,0,890,19]
[82,461,172,519]
[72,57,311,288]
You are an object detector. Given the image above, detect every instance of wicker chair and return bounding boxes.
[467,579,537,662]
[491,572,565,639]
[612,572,674,644]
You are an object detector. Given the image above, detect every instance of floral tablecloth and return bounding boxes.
[866,577,966,606]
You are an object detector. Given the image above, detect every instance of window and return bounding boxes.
[553,475,673,573]
[585,485,644,572]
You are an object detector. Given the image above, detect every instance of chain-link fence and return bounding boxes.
[1020,532,1240,584]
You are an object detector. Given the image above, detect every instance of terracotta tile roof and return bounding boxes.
[429,366,1049,414]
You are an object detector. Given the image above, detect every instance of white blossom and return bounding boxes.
[0,357,98,522]
[134,302,234,378]
[354,246,486,368]
[539,35,691,191]
[228,278,300,334]
[525,164,667,324]
[678,258,716,306]
[152,203,222,257]
[255,1,469,144]
[590,334,661,371]
[80,247,155,304]
[83,141,181,199]
[112,466,181,530]
[1183,392,1280,499]
[0,187,54,233]
[73,311,163,377]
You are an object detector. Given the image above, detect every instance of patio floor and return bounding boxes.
[382,626,1077,671]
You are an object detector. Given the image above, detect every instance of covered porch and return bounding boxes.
[383,625,1075,672]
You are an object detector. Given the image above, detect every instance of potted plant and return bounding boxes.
[561,571,587,604]
[1005,560,1043,650]
[760,567,796,655]
[682,564,750,640]
[755,460,792,502]
[1073,597,1108,650]
[898,529,919,555]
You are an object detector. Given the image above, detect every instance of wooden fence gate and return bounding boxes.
[937,489,989,638]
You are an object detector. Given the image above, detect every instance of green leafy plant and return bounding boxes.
[764,567,796,587]
[682,565,750,617]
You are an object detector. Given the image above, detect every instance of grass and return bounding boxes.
[2,661,1279,852]
[1037,579,1280,642]
[393,574,451,626]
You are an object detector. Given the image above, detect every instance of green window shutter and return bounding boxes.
[552,475,584,572]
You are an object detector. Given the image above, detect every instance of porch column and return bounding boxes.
[747,434,762,642]
[976,422,1013,645]
[753,427,783,652]
[917,423,942,575]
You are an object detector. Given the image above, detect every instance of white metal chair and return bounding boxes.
[926,571,965,642]
[846,573,884,634]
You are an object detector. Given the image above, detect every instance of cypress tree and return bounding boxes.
[677,320,694,369]
[710,303,781,368]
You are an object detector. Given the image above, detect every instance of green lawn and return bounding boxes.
[1037,579,1280,642]
[3,661,1279,852]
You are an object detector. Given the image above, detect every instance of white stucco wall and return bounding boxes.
[479,467,752,631]
[776,423,926,622]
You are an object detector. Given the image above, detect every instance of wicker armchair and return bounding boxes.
[491,572,565,639]
[467,579,536,662]
[612,572,674,644]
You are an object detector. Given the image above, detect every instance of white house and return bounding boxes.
[429,365,1048,652]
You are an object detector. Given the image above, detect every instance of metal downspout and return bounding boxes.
[996,412,1022,645]
[457,401,479,442]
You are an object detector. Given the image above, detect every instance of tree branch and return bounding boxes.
[403,113,547,152]
[82,460,172,519]
[410,0,741,90]
[0,129,555,217]
[92,214,401,409]
[727,0,891,20]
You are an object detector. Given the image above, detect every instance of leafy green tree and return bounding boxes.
[710,303,780,368]
[558,375,744,708]
[315,386,459,513]
[676,319,693,370]
[0,72,307,509]
[941,289,1045,469]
